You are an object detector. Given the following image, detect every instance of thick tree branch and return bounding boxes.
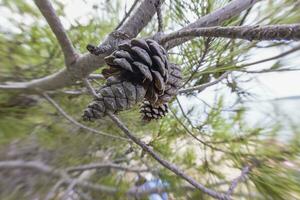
[164,0,261,49]
[0,0,163,92]
[107,112,229,200]
[34,0,77,65]
[161,24,300,44]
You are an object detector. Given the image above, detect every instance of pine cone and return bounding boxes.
[140,101,168,121]
[139,63,182,121]
[103,38,169,106]
[83,38,182,121]
[82,76,146,121]
[156,63,182,105]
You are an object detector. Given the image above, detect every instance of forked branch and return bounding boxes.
[165,0,261,49]
[34,0,77,65]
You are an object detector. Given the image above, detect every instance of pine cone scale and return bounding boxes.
[131,46,153,66]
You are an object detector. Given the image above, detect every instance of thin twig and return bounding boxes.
[181,38,212,88]
[179,71,230,94]
[0,160,176,198]
[160,24,300,45]
[226,165,252,197]
[238,44,300,68]
[88,74,104,80]
[83,79,99,98]
[45,179,65,200]
[115,0,140,30]
[34,0,77,65]
[164,0,261,49]
[156,0,163,32]
[42,93,129,141]
[63,179,78,200]
[107,112,228,200]
[67,163,149,173]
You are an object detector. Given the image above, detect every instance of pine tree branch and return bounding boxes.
[83,79,99,98]
[0,0,163,92]
[107,112,229,200]
[0,160,64,177]
[164,0,261,49]
[88,74,104,80]
[226,165,252,197]
[179,71,230,94]
[238,44,300,68]
[45,179,65,200]
[0,160,177,198]
[34,0,78,65]
[160,24,300,44]
[156,0,163,32]
[66,163,149,173]
[42,92,129,141]
[115,0,140,30]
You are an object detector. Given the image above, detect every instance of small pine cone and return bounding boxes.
[140,101,168,121]
[82,76,146,121]
[156,63,182,105]
[139,63,182,121]
[103,38,170,105]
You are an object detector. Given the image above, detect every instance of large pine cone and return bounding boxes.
[140,101,168,121]
[103,38,169,106]
[83,38,182,121]
[83,76,146,121]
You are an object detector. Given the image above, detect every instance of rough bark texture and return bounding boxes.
[161,24,300,43]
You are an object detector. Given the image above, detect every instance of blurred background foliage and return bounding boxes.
[0,0,300,199]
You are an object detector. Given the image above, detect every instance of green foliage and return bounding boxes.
[0,0,300,199]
